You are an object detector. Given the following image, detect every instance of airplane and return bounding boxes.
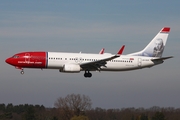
[5,27,173,78]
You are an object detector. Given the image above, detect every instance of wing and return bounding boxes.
[80,45,125,71]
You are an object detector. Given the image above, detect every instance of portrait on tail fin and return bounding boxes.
[153,38,164,57]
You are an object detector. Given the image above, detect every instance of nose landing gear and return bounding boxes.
[84,70,92,78]
[15,67,24,75]
[20,70,24,75]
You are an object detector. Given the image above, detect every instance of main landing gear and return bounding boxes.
[84,70,92,78]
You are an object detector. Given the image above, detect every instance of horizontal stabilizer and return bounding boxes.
[151,56,173,61]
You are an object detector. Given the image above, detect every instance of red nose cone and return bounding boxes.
[5,58,13,65]
[5,58,10,64]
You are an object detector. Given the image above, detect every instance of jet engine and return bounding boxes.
[60,64,81,73]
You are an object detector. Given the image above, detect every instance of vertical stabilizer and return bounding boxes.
[128,27,170,57]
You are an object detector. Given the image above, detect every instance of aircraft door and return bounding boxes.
[138,58,142,67]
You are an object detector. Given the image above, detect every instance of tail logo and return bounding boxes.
[142,38,164,57]
[153,38,164,57]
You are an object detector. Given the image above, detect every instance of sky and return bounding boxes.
[0,0,180,109]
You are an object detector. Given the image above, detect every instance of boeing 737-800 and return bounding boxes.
[5,27,173,78]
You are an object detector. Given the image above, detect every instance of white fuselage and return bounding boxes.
[47,52,160,71]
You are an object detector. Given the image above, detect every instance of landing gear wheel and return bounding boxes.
[20,71,24,75]
[88,73,92,77]
[84,71,92,78]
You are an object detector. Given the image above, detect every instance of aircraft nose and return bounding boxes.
[5,58,12,65]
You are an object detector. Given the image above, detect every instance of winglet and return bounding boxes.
[99,48,105,54]
[117,45,125,55]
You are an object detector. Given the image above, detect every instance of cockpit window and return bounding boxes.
[12,55,19,58]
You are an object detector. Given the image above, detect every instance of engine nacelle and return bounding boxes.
[60,64,81,73]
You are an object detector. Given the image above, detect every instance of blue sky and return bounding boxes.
[0,0,180,108]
